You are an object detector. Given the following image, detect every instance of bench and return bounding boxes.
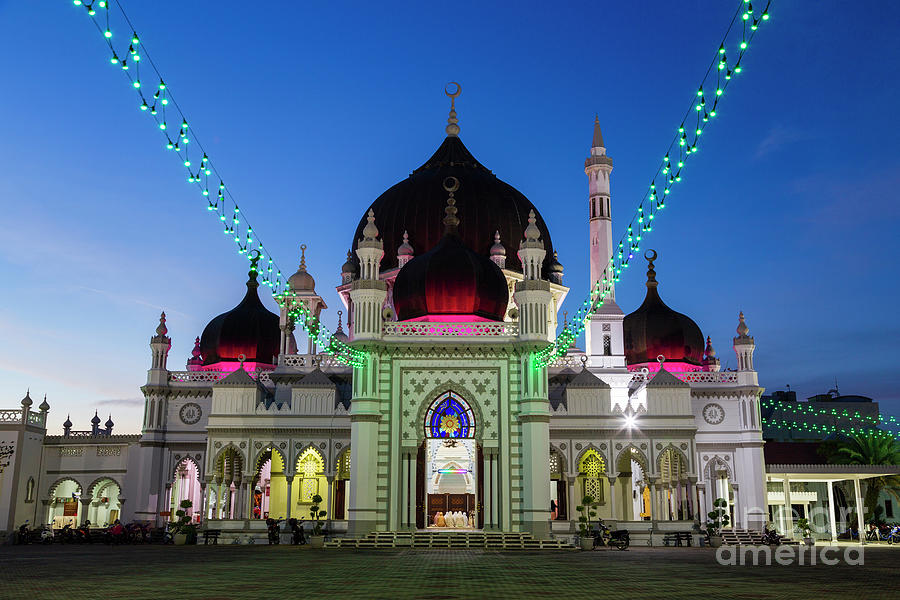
[662,531,693,547]
[202,529,222,545]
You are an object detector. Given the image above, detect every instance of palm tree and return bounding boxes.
[829,432,900,520]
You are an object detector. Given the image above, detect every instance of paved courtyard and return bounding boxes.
[1,544,898,599]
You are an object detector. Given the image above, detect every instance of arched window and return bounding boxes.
[424,392,475,439]
[296,448,325,502]
[603,335,611,356]
[25,477,35,503]
[578,450,606,504]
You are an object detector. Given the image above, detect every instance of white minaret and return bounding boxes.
[585,116,614,292]
[584,118,625,369]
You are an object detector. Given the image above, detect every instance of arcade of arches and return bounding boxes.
[47,477,122,528]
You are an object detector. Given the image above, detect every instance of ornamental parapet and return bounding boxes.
[629,371,739,384]
[168,370,274,384]
[382,321,519,339]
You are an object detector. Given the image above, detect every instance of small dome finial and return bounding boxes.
[39,394,50,412]
[156,312,168,337]
[398,231,414,256]
[21,390,33,408]
[524,209,541,241]
[362,208,379,241]
[737,311,750,337]
[592,115,604,148]
[442,177,460,233]
[705,336,716,358]
[644,249,658,289]
[445,82,461,137]
[490,230,506,256]
[299,244,307,269]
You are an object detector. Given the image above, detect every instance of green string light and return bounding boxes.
[73,0,365,368]
[534,0,773,368]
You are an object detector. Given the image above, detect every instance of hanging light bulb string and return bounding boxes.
[536,0,773,368]
[71,0,364,366]
[760,397,899,430]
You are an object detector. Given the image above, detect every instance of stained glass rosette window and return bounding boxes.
[425,392,475,438]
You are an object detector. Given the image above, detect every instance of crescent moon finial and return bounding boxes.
[445,81,461,99]
[445,82,461,137]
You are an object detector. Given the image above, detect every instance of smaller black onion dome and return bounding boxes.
[393,190,509,322]
[623,250,704,366]
[199,267,280,366]
[91,411,101,425]
[63,415,72,428]
[341,250,358,275]
[105,416,114,428]
[39,395,50,412]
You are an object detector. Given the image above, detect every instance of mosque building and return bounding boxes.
[0,93,772,543]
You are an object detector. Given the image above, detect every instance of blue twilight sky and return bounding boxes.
[1,1,899,434]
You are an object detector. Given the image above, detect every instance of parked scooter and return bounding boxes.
[266,518,283,545]
[761,524,783,546]
[885,525,900,545]
[16,521,31,545]
[592,520,630,550]
[289,518,306,545]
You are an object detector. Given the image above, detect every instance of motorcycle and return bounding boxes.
[73,520,93,544]
[16,521,31,545]
[55,523,75,544]
[761,525,782,546]
[592,520,630,551]
[885,525,900,545]
[266,518,283,545]
[288,518,306,545]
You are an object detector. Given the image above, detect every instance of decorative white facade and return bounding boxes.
[0,110,768,542]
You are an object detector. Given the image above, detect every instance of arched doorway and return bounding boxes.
[211,446,243,520]
[549,448,567,521]
[333,447,350,520]
[250,448,286,520]
[88,478,122,526]
[416,391,482,530]
[47,479,82,529]
[169,459,201,523]
[659,448,688,520]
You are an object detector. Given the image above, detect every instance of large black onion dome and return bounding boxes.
[623,251,704,366]
[393,231,509,322]
[199,268,280,366]
[350,136,554,273]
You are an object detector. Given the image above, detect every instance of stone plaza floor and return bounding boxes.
[1,543,899,599]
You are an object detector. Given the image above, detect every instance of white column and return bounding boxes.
[697,484,706,523]
[285,476,294,521]
[853,477,866,546]
[827,480,838,544]
[607,476,617,522]
[566,475,576,531]
[782,477,793,539]
[649,479,659,522]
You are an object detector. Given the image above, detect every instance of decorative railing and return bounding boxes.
[278,354,344,369]
[548,353,587,369]
[0,409,23,422]
[382,321,519,337]
[629,371,739,384]
[168,370,273,383]
[677,371,738,383]
[26,411,45,426]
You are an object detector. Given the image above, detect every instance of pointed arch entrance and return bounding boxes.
[416,391,483,530]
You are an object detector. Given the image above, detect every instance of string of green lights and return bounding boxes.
[761,417,898,440]
[70,0,364,367]
[761,398,899,429]
[535,0,772,368]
